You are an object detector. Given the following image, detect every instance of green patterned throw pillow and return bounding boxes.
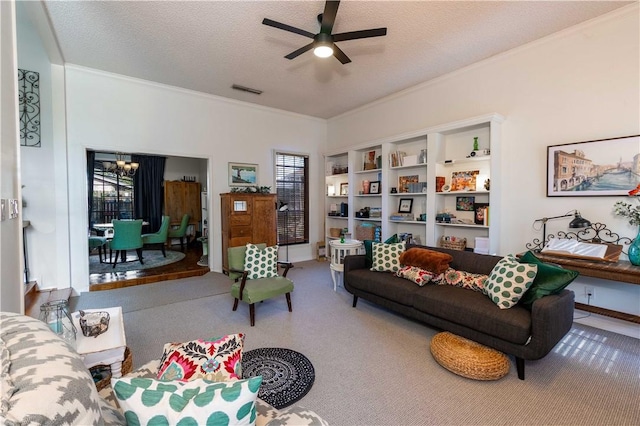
[484,254,537,309]
[244,244,278,279]
[370,241,406,272]
[111,376,262,426]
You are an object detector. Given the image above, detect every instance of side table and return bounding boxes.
[72,306,127,378]
[329,239,365,291]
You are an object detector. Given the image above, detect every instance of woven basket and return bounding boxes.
[91,346,132,391]
[430,332,509,380]
[439,236,467,251]
[329,228,342,238]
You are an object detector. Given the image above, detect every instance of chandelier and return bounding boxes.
[102,153,139,177]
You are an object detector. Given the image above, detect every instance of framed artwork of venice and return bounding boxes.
[547,135,640,197]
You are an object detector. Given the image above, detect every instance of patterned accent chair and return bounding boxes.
[225,244,294,326]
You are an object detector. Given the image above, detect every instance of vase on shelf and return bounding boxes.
[627,228,640,266]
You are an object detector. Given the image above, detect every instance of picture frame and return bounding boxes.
[398,175,419,193]
[547,135,640,196]
[456,196,475,211]
[451,170,479,192]
[228,162,258,186]
[398,198,413,213]
[369,181,380,194]
[474,203,489,225]
[340,182,349,196]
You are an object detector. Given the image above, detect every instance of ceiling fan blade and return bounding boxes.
[285,42,315,60]
[320,1,340,34]
[333,27,387,42]
[262,18,315,39]
[332,44,351,64]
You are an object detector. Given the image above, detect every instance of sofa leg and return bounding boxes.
[352,295,358,307]
[232,299,239,311]
[516,357,525,380]
[249,304,255,327]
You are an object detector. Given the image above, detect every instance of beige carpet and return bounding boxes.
[73,260,640,425]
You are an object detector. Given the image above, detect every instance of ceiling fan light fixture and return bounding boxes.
[314,32,334,58]
[314,44,333,58]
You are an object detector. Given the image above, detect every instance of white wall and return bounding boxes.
[15,2,69,290]
[0,0,24,313]
[327,5,640,316]
[65,66,326,293]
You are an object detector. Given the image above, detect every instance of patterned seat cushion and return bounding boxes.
[0,312,124,425]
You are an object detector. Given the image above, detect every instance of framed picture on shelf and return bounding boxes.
[451,170,479,191]
[340,183,349,196]
[398,198,413,213]
[398,175,419,193]
[547,135,640,196]
[474,203,489,225]
[456,196,475,211]
[369,181,380,194]
[228,162,258,186]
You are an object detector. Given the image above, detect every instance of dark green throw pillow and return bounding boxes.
[364,234,399,268]
[518,251,579,309]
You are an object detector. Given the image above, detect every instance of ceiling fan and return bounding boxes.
[262,0,387,64]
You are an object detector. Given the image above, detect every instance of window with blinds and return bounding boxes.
[275,152,309,246]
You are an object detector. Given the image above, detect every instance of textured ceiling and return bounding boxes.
[42,1,632,119]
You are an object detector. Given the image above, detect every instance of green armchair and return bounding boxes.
[226,244,293,326]
[110,219,144,268]
[168,214,190,251]
[142,215,170,257]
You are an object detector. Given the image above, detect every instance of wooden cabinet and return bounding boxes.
[220,193,277,271]
[164,181,201,227]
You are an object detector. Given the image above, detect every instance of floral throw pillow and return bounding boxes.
[395,265,438,286]
[244,244,278,279]
[370,241,406,272]
[431,267,488,292]
[484,255,538,309]
[157,334,244,382]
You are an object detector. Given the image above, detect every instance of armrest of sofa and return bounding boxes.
[528,289,575,358]
[344,254,367,274]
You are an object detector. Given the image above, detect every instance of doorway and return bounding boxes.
[87,150,210,291]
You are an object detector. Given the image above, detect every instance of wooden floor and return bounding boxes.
[89,245,209,292]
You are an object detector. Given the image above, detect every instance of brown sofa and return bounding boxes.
[343,244,575,380]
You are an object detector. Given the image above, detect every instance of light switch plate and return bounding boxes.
[9,199,19,219]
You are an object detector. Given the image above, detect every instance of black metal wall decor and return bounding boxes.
[18,69,41,147]
[526,222,632,253]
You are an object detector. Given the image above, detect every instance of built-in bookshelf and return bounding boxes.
[324,113,503,254]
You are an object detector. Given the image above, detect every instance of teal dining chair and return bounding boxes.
[88,236,108,263]
[110,219,144,268]
[142,215,170,257]
[168,214,190,251]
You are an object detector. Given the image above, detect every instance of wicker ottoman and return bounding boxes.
[430,332,510,380]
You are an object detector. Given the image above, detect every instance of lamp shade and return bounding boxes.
[569,212,591,229]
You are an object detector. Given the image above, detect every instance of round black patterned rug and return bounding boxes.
[242,347,315,409]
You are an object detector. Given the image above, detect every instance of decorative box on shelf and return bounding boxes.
[390,213,414,221]
[369,207,382,218]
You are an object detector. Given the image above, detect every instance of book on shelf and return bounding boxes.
[389,151,407,167]
[541,239,622,262]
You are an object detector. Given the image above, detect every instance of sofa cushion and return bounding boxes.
[112,375,262,425]
[0,312,114,426]
[245,244,279,279]
[518,251,579,309]
[346,269,420,306]
[364,234,399,268]
[411,285,532,344]
[157,334,244,382]
[371,241,406,272]
[484,255,537,309]
[399,248,453,274]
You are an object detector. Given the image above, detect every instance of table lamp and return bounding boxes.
[533,210,591,252]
